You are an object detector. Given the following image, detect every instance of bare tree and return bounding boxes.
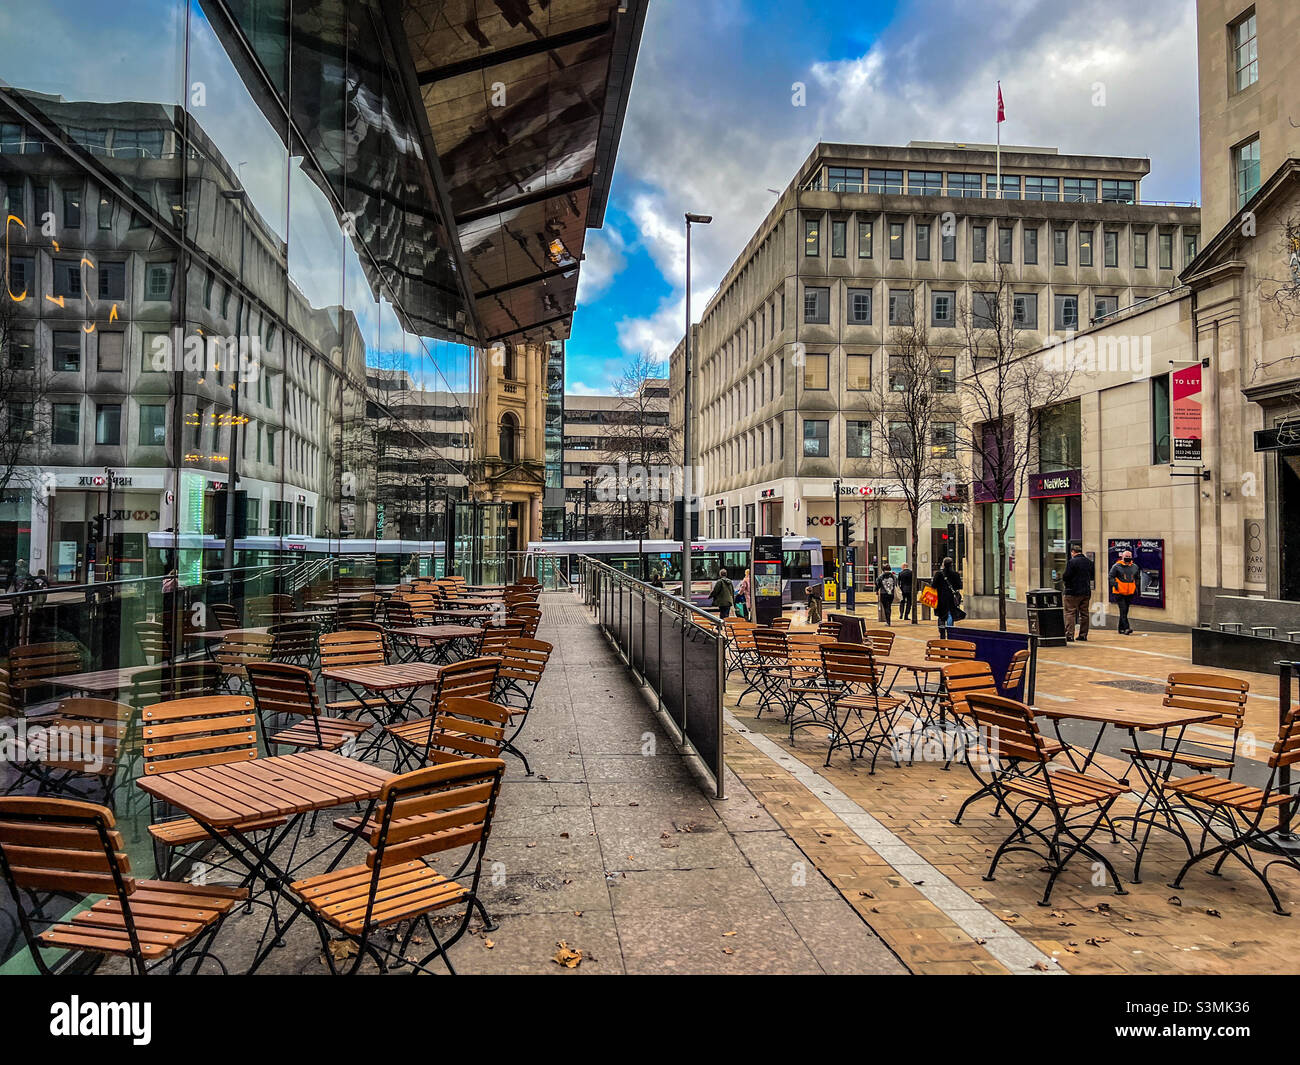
[860,298,961,624]
[1259,213,1300,327]
[597,356,675,571]
[957,264,1074,630]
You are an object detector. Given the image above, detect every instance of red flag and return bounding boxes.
[997,82,1005,123]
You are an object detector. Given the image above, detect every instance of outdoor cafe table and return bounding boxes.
[387,624,480,664]
[185,625,272,641]
[135,749,395,973]
[875,657,947,729]
[47,664,158,697]
[320,661,447,725]
[1030,703,1221,778]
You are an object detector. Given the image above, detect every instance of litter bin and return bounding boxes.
[1026,588,1067,647]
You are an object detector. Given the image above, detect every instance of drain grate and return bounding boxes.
[1094,678,1165,694]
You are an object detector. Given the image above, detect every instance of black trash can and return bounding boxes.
[1026,588,1067,647]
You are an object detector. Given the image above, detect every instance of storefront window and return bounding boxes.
[982,502,1016,601]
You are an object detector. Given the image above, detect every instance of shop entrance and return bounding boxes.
[1280,452,1300,601]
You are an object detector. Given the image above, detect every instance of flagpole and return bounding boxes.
[995,81,1002,200]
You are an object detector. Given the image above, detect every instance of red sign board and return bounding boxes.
[1171,365,1202,464]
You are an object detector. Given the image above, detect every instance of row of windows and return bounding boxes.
[802,284,1121,331]
[803,215,1197,269]
[2,254,174,302]
[801,418,957,459]
[820,166,1138,203]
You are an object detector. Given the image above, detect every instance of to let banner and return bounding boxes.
[1171,365,1203,464]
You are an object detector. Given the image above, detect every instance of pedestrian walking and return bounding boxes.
[735,568,751,619]
[1109,549,1140,635]
[1062,545,1094,641]
[805,582,824,625]
[897,562,914,621]
[876,566,897,626]
[931,557,964,630]
[709,566,734,619]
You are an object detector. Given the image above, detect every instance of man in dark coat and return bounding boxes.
[932,557,962,629]
[1062,545,1094,641]
[897,562,914,621]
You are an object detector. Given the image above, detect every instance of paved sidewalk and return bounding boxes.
[197,593,905,975]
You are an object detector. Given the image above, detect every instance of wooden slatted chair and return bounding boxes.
[749,628,791,719]
[723,618,758,680]
[0,796,247,974]
[318,629,390,725]
[477,621,527,657]
[135,621,171,664]
[492,639,552,775]
[815,642,906,770]
[1122,673,1250,779]
[1002,648,1031,700]
[128,661,224,708]
[965,692,1130,906]
[1162,705,1300,914]
[293,758,506,975]
[386,598,417,627]
[139,695,287,879]
[336,600,376,628]
[268,621,319,668]
[925,639,978,663]
[384,658,501,769]
[862,628,896,657]
[210,603,241,631]
[769,616,791,631]
[816,621,841,639]
[6,698,132,804]
[244,662,369,755]
[10,642,85,705]
[941,662,1064,825]
[509,605,542,638]
[248,594,295,622]
[212,630,273,693]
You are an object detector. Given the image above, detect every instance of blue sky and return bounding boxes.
[565,0,1201,393]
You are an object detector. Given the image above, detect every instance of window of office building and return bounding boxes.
[888,288,913,326]
[1013,292,1038,329]
[888,420,913,456]
[857,219,873,258]
[1023,225,1038,264]
[6,255,33,297]
[1233,11,1258,91]
[931,290,956,327]
[1159,231,1173,270]
[1024,175,1059,202]
[948,173,981,197]
[847,288,872,324]
[804,216,820,256]
[986,174,1021,199]
[889,221,904,259]
[1079,226,1094,266]
[145,261,174,300]
[1063,177,1097,203]
[847,420,871,458]
[9,329,34,369]
[803,353,829,390]
[998,226,1014,263]
[932,421,957,457]
[140,403,166,446]
[53,331,81,371]
[52,403,80,445]
[97,331,124,372]
[827,166,864,191]
[53,260,82,298]
[1094,294,1118,321]
[972,291,997,329]
[888,354,910,391]
[1184,232,1199,266]
[98,260,125,300]
[868,168,903,194]
[916,222,930,260]
[908,170,942,195]
[803,286,830,323]
[62,187,82,228]
[1054,293,1079,331]
[972,224,987,262]
[1133,230,1149,269]
[1053,228,1069,266]
[98,193,113,229]
[831,219,846,257]
[1101,179,1136,204]
[95,403,121,445]
[941,229,956,261]
[803,419,828,457]
[1103,230,1119,267]
[846,354,872,390]
[934,355,957,392]
[1234,136,1261,209]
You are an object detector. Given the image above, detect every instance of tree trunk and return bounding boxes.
[910,510,920,625]
[996,519,1008,632]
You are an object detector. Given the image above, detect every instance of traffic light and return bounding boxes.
[840,515,856,547]
[89,514,107,543]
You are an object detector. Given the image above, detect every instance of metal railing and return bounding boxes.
[577,556,725,798]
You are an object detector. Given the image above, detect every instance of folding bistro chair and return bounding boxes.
[816,642,907,770]
[492,639,552,774]
[384,657,500,768]
[210,603,241,631]
[292,758,506,975]
[509,605,542,638]
[269,622,320,668]
[965,692,1130,906]
[135,621,171,664]
[1002,649,1031,701]
[212,630,274,693]
[748,627,791,719]
[925,639,977,663]
[336,600,376,628]
[245,662,369,755]
[0,796,247,975]
[318,629,393,727]
[862,629,896,658]
[139,695,287,880]
[4,698,131,805]
[1159,704,1300,915]
[10,642,85,706]
[477,621,526,657]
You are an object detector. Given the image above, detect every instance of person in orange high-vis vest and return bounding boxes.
[1108,549,1140,635]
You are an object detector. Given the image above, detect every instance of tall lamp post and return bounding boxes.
[682,212,712,600]
[583,478,592,539]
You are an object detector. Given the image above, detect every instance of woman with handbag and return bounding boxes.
[932,557,964,630]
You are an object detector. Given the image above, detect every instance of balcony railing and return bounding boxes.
[798,176,1197,209]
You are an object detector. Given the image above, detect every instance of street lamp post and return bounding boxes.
[682,212,712,601]
[833,477,842,610]
[583,478,592,539]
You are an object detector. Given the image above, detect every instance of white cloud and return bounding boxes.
[575,225,627,306]
[607,0,1199,358]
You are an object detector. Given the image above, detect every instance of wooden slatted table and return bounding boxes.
[387,624,480,664]
[46,664,158,696]
[321,661,446,722]
[136,750,395,972]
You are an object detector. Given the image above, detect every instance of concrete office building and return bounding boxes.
[670,141,1201,582]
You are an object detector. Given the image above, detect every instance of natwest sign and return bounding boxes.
[1029,468,1081,499]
